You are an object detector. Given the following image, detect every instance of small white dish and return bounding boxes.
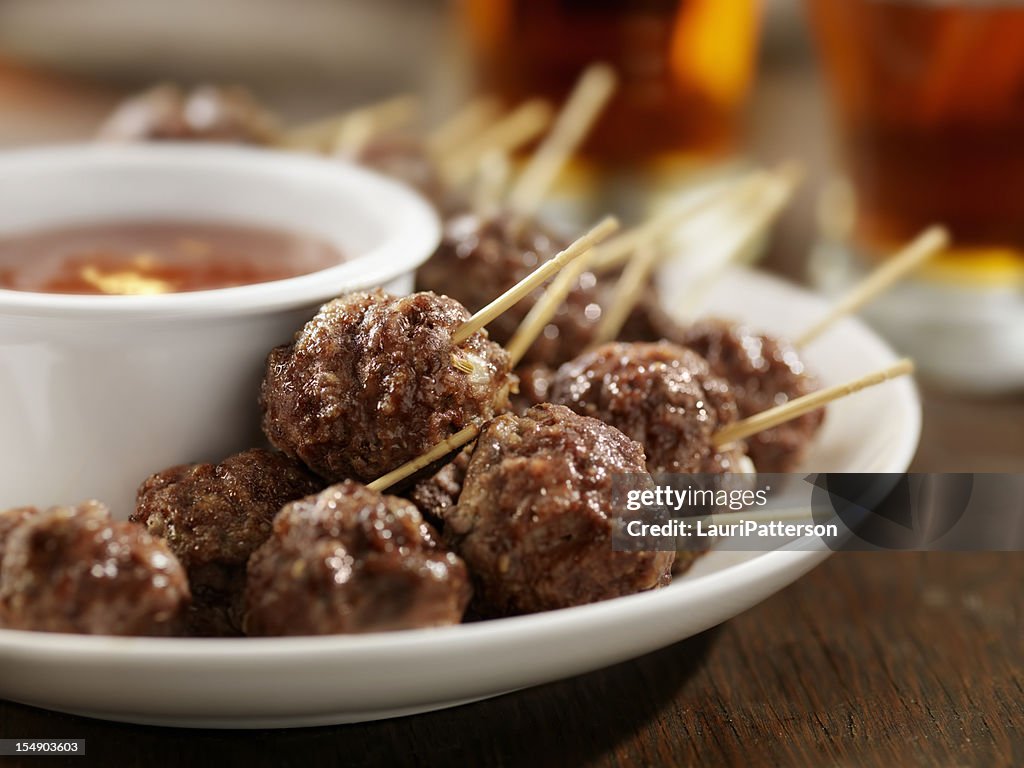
[0,144,441,513]
[0,267,921,729]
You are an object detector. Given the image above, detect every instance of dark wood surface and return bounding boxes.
[2,552,1021,767]
[1,45,1022,768]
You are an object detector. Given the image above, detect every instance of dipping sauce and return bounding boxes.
[0,220,346,295]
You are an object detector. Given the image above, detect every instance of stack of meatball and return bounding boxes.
[0,279,821,639]
[0,88,826,639]
[0,286,673,637]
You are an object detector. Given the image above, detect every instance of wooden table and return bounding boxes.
[0,56,1022,768]
[2,552,1020,766]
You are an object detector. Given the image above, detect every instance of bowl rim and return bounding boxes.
[0,143,441,319]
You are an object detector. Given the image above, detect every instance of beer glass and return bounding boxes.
[457,0,761,215]
[806,0,1024,392]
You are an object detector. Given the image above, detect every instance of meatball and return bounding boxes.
[681,318,824,473]
[349,134,446,206]
[97,83,279,145]
[132,448,322,636]
[616,304,824,473]
[615,290,686,344]
[0,506,44,627]
[245,480,471,635]
[446,404,674,617]
[406,448,470,528]
[0,507,41,568]
[509,363,556,414]
[415,212,604,367]
[548,342,744,475]
[261,289,515,484]
[0,502,189,636]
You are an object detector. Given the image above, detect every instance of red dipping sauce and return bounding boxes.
[0,220,345,295]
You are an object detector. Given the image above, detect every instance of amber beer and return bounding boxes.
[458,0,760,169]
[808,0,1024,265]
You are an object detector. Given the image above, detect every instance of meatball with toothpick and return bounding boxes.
[679,318,824,473]
[261,289,515,484]
[548,342,747,476]
[446,404,673,617]
[416,212,605,367]
[616,301,823,473]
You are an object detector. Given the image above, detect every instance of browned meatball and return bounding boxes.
[446,404,674,617]
[548,342,744,475]
[97,83,279,144]
[245,480,471,635]
[0,502,189,636]
[132,448,322,636]
[415,212,605,367]
[680,318,824,473]
[261,290,515,484]
[616,303,823,473]
[406,449,470,527]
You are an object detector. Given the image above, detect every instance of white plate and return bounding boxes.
[0,267,921,728]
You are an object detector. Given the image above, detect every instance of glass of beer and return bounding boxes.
[806,0,1024,392]
[456,0,761,214]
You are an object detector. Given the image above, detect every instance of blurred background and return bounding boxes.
[0,0,1020,470]
[0,0,820,264]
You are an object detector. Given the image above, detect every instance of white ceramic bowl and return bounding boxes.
[0,144,441,513]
